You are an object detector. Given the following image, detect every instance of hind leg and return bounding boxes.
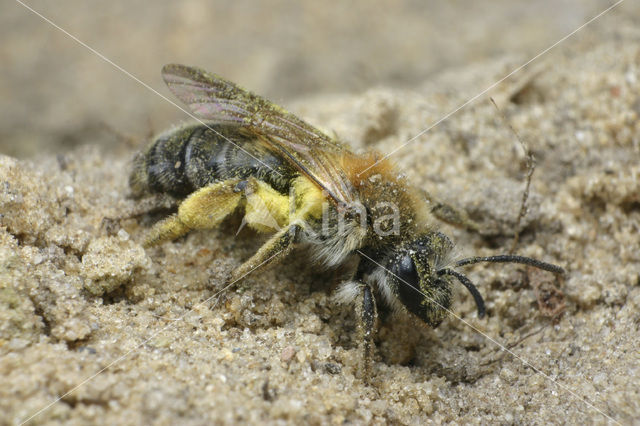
[143,179,244,247]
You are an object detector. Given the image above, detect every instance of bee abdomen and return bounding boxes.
[130,124,296,198]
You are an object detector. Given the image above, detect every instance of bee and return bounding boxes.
[130,64,564,375]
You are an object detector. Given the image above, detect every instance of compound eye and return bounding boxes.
[395,253,419,289]
[392,250,451,327]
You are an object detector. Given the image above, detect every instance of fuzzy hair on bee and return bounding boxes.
[131,64,565,378]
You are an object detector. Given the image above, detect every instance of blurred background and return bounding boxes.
[0,0,633,157]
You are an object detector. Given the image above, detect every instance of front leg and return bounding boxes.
[356,283,377,381]
[423,189,479,232]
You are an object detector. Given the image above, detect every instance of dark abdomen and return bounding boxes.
[130,123,297,198]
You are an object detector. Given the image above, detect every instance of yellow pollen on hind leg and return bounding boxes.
[243,179,291,233]
[177,181,243,229]
[241,176,325,233]
[291,176,324,221]
[143,179,243,246]
[143,214,191,247]
[142,176,328,246]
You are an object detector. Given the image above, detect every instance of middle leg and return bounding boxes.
[230,222,302,281]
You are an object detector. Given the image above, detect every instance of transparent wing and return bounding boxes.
[162,64,357,205]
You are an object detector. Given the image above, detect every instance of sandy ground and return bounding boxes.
[1,1,640,425]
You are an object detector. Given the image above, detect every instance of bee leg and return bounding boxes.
[102,194,178,236]
[230,223,301,281]
[127,193,178,217]
[423,190,479,232]
[356,283,377,382]
[143,179,243,247]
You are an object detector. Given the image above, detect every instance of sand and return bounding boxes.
[1,2,639,425]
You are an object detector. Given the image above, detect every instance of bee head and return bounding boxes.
[382,232,564,327]
[386,232,485,327]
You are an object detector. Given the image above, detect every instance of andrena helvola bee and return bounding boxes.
[130,64,564,375]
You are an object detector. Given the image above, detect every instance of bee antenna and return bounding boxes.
[437,268,486,318]
[454,255,565,275]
